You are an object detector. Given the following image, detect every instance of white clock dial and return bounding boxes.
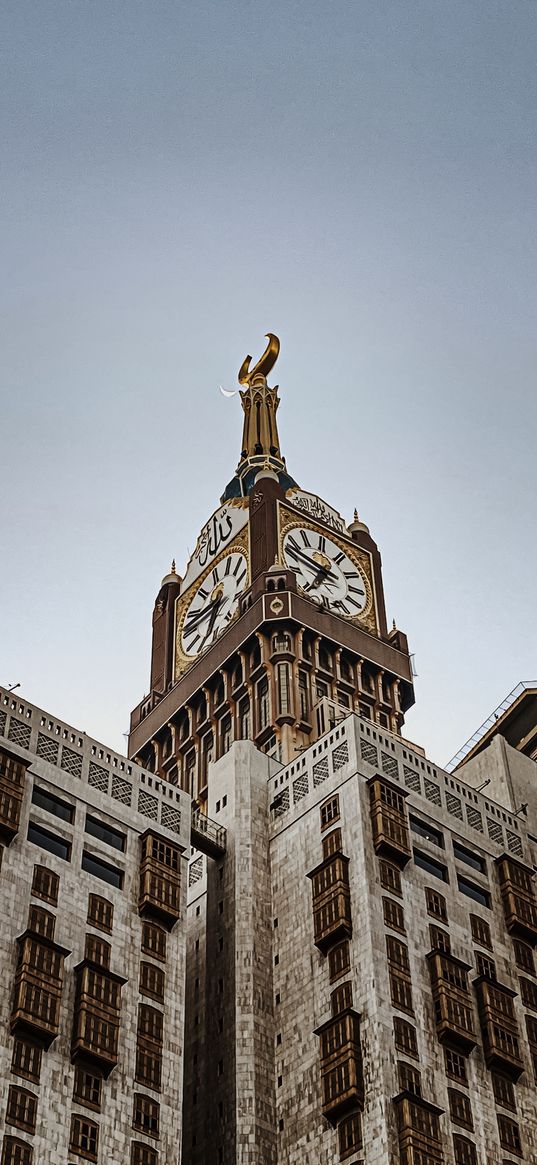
[181,551,248,657]
[283,526,368,617]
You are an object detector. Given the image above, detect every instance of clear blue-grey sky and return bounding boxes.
[2,0,536,766]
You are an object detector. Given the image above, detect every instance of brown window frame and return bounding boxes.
[469,913,492,950]
[73,1066,102,1112]
[5,1086,38,1134]
[87,893,114,933]
[11,1040,42,1085]
[320,795,340,831]
[425,886,448,922]
[31,864,59,906]
[69,1114,99,1161]
[133,1093,160,1138]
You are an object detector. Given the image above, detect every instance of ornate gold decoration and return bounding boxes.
[238,333,280,385]
[270,598,284,614]
[174,529,250,680]
[238,334,283,462]
[278,504,378,635]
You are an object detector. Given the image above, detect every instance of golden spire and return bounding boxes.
[238,333,282,461]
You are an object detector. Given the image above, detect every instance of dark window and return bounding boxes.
[27,822,71,862]
[135,1048,162,1092]
[133,1093,160,1137]
[27,905,55,940]
[453,1135,478,1165]
[31,864,59,906]
[11,1040,42,1084]
[386,935,410,971]
[425,887,448,922]
[497,1114,523,1156]
[398,1061,421,1096]
[0,1138,33,1165]
[138,1004,163,1045]
[69,1114,99,1160]
[140,962,165,1002]
[469,914,492,949]
[141,923,167,962]
[383,897,405,933]
[409,815,444,848]
[331,981,352,1014]
[492,1072,516,1112]
[458,876,491,908]
[519,977,537,1011]
[453,840,486,874]
[320,795,339,830]
[84,934,111,968]
[73,1067,102,1111]
[328,941,350,984]
[513,939,535,975]
[131,1143,158,1165]
[31,785,74,823]
[322,828,342,859]
[475,951,496,979]
[6,1086,38,1134]
[81,851,123,889]
[414,849,448,882]
[444,1047,467,1084]
[389,968,413,1014]
[449,1088,473,1130]
[338,1112,362,1159]
[429,924,451,953]
[85,815,126,852]
[379,860,402,897]
[87,894,114,933]
[393,1016,418,1058]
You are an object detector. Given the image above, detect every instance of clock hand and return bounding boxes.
[287,545,339,582]
[199,596,223,648]
[184,595,222,634]
[305,564,331,591]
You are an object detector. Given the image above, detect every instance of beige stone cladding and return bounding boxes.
[268,712,537,1164]
[0,688,190,1165]
[183,743,280,1165]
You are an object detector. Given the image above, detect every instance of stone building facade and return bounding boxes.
[182,712,537,1165]
[0,686,191,1165]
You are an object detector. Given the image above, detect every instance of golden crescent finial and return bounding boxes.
[238,333,280,385]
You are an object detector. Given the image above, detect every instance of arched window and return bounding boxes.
[272,632,291,654]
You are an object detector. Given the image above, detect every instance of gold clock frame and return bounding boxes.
[278,504,377,635]
[174,528,250,680]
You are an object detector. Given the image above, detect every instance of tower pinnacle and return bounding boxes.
[238,333,282,461]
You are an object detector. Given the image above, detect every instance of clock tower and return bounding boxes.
[128,335,415,801]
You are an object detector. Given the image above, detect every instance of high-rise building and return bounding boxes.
[0,689,194,1165]
[1,335,536,1165]
[127,335,537,1165]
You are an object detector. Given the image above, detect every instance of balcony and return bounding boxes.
[394,1092,445,1165]
[190,807,226,859]
[368,776,411,867]
[474,975,524,1080]
[314,1009,364,1125]
[427,950,477,1053]
[71,960,126,1076]
[496,854,537,945]
[11,932,69,1048]
[0,746,29,844]
[139,830,181,928]
[308,851,352,953]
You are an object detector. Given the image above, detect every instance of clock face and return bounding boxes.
[283,526,368,617]
[180,551,248,657]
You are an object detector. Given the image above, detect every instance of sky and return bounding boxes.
[2,0,536,768]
